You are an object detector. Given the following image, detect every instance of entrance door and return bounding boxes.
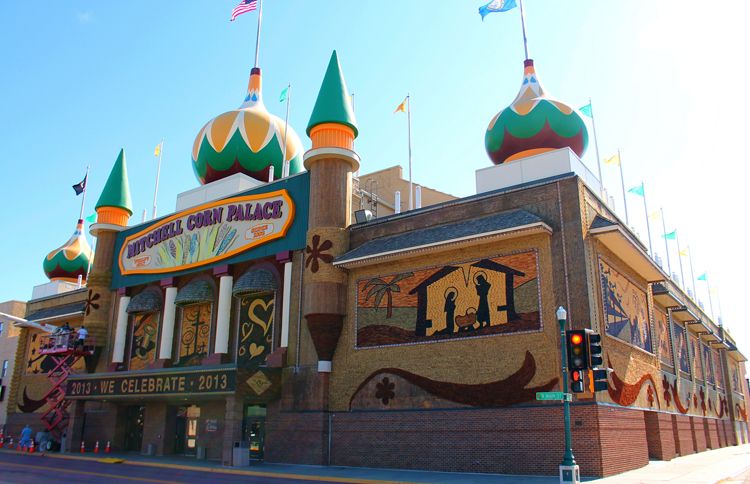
[174,405,200,456]
[242,405,266,459]
[123,405,144,452]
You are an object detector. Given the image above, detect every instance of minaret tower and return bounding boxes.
[86,149,133,370]
[302,50,359,376]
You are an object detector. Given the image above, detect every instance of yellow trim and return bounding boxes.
[118,190,296,276]
[96,207,130,226]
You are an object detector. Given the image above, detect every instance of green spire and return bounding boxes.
[96,148,133,215]
[306,50,358,138]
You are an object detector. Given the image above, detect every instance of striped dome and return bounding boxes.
[485,59,588,164]
[192,68,303,184]
[43,219,94,283]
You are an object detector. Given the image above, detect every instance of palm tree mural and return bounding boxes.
[363,273,413,318]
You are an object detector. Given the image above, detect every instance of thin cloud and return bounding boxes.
[77,11,94,24]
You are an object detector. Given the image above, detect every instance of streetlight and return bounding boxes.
[557,306,580,484]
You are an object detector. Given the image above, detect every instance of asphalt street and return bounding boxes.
[0,452,346,484]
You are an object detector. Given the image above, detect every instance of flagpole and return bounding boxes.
[78,165,90,221]
[518,0,529,59]
[282,83,291,178]
[254,0,263,67]
[675,233,686,290]
[407,94,413,211]
[617,149,629,225]
[642,183,653,256]
[589,98,604,198]
[152,140,163,220]
[660,207,672,277]
[686,246,697,300]
[705,275,715,320]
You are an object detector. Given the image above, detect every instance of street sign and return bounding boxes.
[536,391,572,401]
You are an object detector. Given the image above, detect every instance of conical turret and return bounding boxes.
[306,50,358,148]
[95,149,133,227]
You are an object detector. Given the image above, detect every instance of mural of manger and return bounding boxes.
[356,251,541,348]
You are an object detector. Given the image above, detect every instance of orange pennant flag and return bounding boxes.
[394,97,407,114]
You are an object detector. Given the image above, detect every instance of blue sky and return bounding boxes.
[2,1,749,351]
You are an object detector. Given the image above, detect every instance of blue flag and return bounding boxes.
[479,0,517,20]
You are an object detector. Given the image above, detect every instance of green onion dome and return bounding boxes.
[485,59,588,164]
[192,67,304,184]
[43,219,94,283]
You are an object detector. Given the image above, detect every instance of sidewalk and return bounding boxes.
[1,444,749,483]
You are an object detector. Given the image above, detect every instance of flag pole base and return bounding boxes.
[559,464,580,484]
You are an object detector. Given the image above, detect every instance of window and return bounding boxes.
[0,321,4,335]
[2,360,8,377]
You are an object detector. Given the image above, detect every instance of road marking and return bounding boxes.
[1,462,182,484]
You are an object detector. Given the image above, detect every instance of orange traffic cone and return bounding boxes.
[104,441,111,453]
[0,432,4,449]
[94,441,99,453]
[28,439,35,454]
[7,437,13,449]
[80,441,85,453]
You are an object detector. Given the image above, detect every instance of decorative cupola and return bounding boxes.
[43,219,94,283]
[192,67,304,184]
[485,59,588,164]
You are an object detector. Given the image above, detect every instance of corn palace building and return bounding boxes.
[3,52,749,478]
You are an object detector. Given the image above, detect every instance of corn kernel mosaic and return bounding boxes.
[355,250,541,348]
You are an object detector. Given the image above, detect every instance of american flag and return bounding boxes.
[231,0,258,21]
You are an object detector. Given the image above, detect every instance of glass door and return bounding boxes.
[242,405,266,460]
[123,405,144,452]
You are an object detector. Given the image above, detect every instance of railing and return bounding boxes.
[39,332,95,356]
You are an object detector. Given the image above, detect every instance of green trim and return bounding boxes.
[96,148,133,215]
[306,50,358,137]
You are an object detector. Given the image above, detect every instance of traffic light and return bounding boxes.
[586,330,603,367]
[589,368,609,392]
[571,369,585,393]
[566,330,588,370]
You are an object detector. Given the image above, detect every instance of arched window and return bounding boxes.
[233,270,277,368]
[174,280,215,367]
[125,288,162,370]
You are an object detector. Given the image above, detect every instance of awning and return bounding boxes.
[335,209,552,268]
[126,290,162,314]
[651,282,684,309]
[726,342,748,362]
[25,302,86,323]
[233,269,277,296]
[589,220,664,282]
[670,306,699,323]
[174,280,214,306]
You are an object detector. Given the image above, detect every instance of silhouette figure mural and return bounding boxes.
[356,251,541,348]
[599,259,652,353]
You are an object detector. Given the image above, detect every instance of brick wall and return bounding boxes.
[644,411,676,460]
[265,403,657,478]
[673,415,694,455]
[691,417,707,452]
[597,406,649,477]
[705,419,719,449]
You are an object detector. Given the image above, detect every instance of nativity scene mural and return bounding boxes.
[599,259,652,353]
[356,251,540,348]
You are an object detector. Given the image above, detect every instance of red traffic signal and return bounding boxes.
[566,330,589,370]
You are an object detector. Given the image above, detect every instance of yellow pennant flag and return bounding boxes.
[154,143,162,157]
[679,248,689,257]
[648,210,661,220]
[394,97,407,114]
[603,153,620,166]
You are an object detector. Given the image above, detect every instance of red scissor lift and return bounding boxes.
[37,333,95,440]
